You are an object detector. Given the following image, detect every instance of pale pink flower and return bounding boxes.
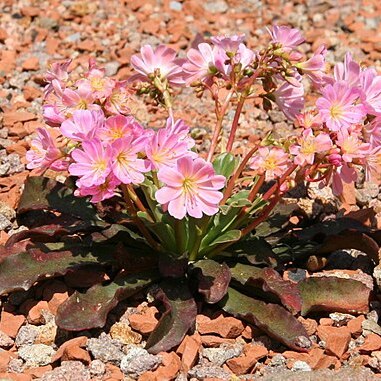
[26,128,66,171]
[290,129,332,166]
[76,67,115,99]
[62,87,98,111]
[155,156,225,219]
[44,59,71,96]
[69,139,112,187]
[104,81,132,115]
[60,109,104,141]
[183,43,227,85]
[130,45,185,86]
[336,129,370,163]
[331,164,357,195]
[273,81,304,120]
[316,81,365,131]
[333,53,360,87]
[295,111,322,129]
[75,174,121,203]
[249,147,290,181]
[146,124,196,171]
[98,115,145,143]
[211,34,246,53]
[165,118,195,150]
[364,146,381,182]
[268,25,305,50]
[359,68,381,116]
[111,136,149,185]
[43,104,66,126]
[365,116,381,147]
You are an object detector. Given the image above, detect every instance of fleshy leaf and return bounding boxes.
[190,259,231,303]
[220,287,311,352]
[56,270,158,330]
[145,278,198,354]
[212,153,236,179]
[230,263,302,314]
[0,242,116,295]
[18,176,98,221]
[299,276,372,315]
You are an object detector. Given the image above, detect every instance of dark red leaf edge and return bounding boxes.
[190,259,231,304]
[56,270,159,331]
[145,278,198,354]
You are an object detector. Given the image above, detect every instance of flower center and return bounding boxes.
[182,178,195,194]
[329,104,343,119]
[91,77,105,92]
[300,139,316,155]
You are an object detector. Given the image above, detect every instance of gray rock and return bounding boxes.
[18,344,56,367]
[202,343,243,366]
[369,351,381,372]
[120,345,161,377]
[0,162,10,176]
[291,360,311,371]
[0,214,12,231]
[0,330,14,348]
[356,182,379,206]
[203,0,228,13]
[104,61,120,76]
[329,312,354,326]
[89,359,106,377]
[87,333,124,365]
[40,360,91,381]
[15,325,39,347]
[268,110,286,123]
[269,354,286,367]
[169,1,182,11]
[7,153,24,174]
[65,33,81,42]
[0,201,16,221]
[362,318,381,336]
[188,364,232,380]
[39,17,59,30]
[7,358,24,373]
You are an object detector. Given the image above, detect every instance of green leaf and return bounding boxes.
[200,230,241,254]
[230,263,302,314]
[56,270,158,331]
[212,153,236,178]
[190,259,231,303]
[299,276,372,316]
[220,287,311,352]
[145,278,197,354]
[0,242,116,296]
[18,176,99,222]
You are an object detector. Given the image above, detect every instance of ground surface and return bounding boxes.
[1,0,381,380]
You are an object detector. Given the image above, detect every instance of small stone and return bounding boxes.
[188,364,232,380]
[0,351,11,373]
[8,357,24,373]
[18,344,56,367]
[0,214,11,231]
[169,1,182,11]
[22,57,40,71]
[39,360,91,381]
[27,300,50,324]
[0,202,16,221]
[292,360,311,371]
[89,359,106,377]
[120,345,161,377]
[329,313,354,327]
[362,319,381,336]
[202,343,243,366]
[62,345,91,365]
[197,315,244,338]
[52,336,88,362]
[317,326,351,358]
[0,310,25,338]
[226,344,268,375]
[128,311,158,335]
[24,365,53,379]
[15,325,39,347]
[358,333,381,352]
[203,0,228,13]
[104,61,120,76]
[0,330,14,348]
[109,322,142,345]
[87,333,124,365]
[348,315,365,337]
[176,334,201,372]
[269,354,286,367]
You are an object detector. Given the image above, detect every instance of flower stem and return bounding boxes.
[225,94,246,153]
[189,216,210,261]
[174,218,187,255]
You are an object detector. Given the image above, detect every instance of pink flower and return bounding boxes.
[268,25,305,50]
[104,81,132,115]
[359,68,381,116]
[26,128,66,171]
[316,81,365,131]
[69,139,112,187]
[60,109,104,141]
[273,81,304,120]
[333,53,360,87]
[364,146,381,182]
[146,122,196,171]
[295,111,322,129]
[43,104,66,126]
[75,174,121,203]
[183,43,227,85]
[249,147,290,181]
[336,129,370,163]
[211,34,246,53]
[130,45,185,86]
[62,87,98,111]
[98,115,145,143]
[111,136,149,185]
[44,59,71,96]
[165,118,195,150]
[155,156,225,219]
[290,129,332,166]
[331,164,357,195]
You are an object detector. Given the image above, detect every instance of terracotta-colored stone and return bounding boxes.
[298,317,318,336]
[359,333,381,352]
[128,308,158,335]
[3,111,37,127]
[226,344,268,375]
[45,289,69,315]
[347,315,365,337]
[0,310,25,338]
[24,365,53,378]
[139,351,181,381]
[51,336,88,362]
[197,314,244,338]
[319,318,333,326]
[317,325,351,358]
[0,373,32,381]
[105,363,124,380]
[23,86,43,101]
[22,57,40,71]
[200,335,237,347]
[0,351,11,373]
[27,300,51,324]
[110,322,142,345]
[177,334,201,372]
[62,345,91,364]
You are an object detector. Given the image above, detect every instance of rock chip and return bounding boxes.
[15,325,39,347]
[316,326,351,358]
[87,333,124,365]
[39,360,91,381]
[18,344,56,367]
[202,343,243,366]
[120,345,161,377]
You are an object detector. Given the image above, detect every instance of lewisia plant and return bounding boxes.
[2,26,381,354]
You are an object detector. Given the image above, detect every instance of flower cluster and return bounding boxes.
[26,25,381,246]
